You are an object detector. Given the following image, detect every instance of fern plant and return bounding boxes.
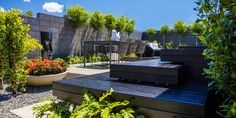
[33,88,137,118]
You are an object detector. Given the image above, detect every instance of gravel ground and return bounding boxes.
[0,85,53,118]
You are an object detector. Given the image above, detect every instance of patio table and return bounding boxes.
[82,41,123,67]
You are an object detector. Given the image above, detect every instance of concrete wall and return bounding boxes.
[142,31,203,47]
[22,13,201,58]
[22,13,143,58]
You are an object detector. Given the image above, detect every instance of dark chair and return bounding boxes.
[136,41,147,60]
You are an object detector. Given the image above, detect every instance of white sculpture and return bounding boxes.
[111,30,120,41]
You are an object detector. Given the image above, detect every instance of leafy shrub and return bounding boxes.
[67,55,109,64]
[26,59,68,75]
[195,0,236,117]
[165,41,173,49]
[67,55,84,64]
[0,9,42,94]
[33,88,139,118]
[145,28,157,41]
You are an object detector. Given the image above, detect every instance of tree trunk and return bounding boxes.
[0,79,3,90]
[179,34,181,45]
[162,35,165,49]
[195,35,198,46]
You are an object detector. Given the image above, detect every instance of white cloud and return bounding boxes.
[23,0,31,2]
[42,2,64,13]
[0,7,5,12]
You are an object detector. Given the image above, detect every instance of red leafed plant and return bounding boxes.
[27,58,68,75]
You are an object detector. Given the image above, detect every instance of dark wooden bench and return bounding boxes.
[53,73,208,118]
[110,59,186,85]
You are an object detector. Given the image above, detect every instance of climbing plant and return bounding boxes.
[0,9,42,94]
[195,0,236,117]
[125,19,135,40]
[104,14,116,41]
[173,20,187,45]
[160,25,170,48]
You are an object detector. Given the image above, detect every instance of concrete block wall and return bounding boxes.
[142,31,203,47]
[22,13,143,59]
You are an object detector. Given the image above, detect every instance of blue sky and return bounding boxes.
[0,0,198,31]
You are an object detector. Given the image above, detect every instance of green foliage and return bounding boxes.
[67,55,109,64]
[145,28,157,41]
[189,22,205,35]
[115,16,128,33]
[160,25,170,34]
[33,98,72,118]
[104,14,116,40]
[165,41,173,49]
[33,88,137,118]
[125,19,135,38]
[173,21,187,34]
[67,55,84,64]
[173,21,187,44]
[90,12,105,32]
[195,0,236,117]
[0,9,41,94]
[66,5,89,29]
[218,100,236,118]
[24,10,33,17]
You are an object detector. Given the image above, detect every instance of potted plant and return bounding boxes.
[160,25,170,48]
[26,58,68,86]
[145,27,157,41]
[173,20,187,45]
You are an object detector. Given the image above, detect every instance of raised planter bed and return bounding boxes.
[110,59,186,85]
[160,47,208,82]
[27,71,67,86]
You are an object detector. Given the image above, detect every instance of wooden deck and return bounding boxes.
[53,73,208,118]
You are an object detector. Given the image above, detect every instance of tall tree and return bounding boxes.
[124,19,135,40]
[160,25,170,48]
[104,14,116,41]
[89,12,105,41]
[146,28,157,41]
[115,16,128,33]
[66,5,89,55]
[173,21,187,45]
[24,10,33,17]
[66,5,89,29]
[189,22,204,46]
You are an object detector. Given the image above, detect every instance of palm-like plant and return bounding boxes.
[173,21,187,45]
[104,14,116,41]
[160,25,170,48]
[146,28,157,41]
[189,22,205,46]
[124,19,135,40]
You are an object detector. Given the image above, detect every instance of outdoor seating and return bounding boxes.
[135,41,147,60]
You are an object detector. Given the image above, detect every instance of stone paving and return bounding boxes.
[0,65,109,118]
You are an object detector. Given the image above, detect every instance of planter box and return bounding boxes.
[110,59,186,85]
[27,71,67,86]
[160,47,208,82]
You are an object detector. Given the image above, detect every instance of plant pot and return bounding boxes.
[27,71,67,86]
[0,79,3,90]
